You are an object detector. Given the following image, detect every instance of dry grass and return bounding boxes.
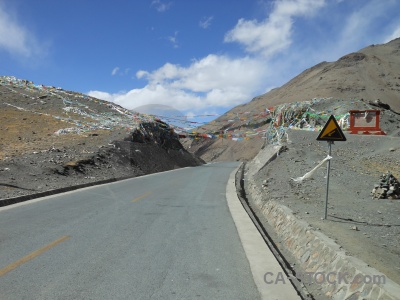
[0,106,117,159]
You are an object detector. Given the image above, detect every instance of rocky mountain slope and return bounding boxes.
[184,38,400,163]
[0,77,203,201]
[250,38,400,113]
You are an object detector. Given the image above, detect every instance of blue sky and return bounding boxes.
[1,0,400,122]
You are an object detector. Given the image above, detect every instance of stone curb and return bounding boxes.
[0,176,136,207]
[244,145,400,300]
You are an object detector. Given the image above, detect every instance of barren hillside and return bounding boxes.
[250,38,400,112]
[184,38,400,162]
[0,77,203,200]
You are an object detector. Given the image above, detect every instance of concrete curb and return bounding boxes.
[244,145,400,300]
[227,165,302,300]
[0,176,137,207]
[0,165,196,207]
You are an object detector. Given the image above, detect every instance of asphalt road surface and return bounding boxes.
[0,162,266,300]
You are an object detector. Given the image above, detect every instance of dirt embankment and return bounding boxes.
[0,123,203,201]
[249,130,400,286]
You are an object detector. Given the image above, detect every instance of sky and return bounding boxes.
[1,0,400,123]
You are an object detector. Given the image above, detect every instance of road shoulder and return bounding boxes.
[226,165,302,300]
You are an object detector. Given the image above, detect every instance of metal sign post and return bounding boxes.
[324,141,333,219]
[316,115,346,220]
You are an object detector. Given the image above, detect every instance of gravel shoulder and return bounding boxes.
[250,130,400,285]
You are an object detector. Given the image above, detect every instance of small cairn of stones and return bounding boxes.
[371,172,400,199]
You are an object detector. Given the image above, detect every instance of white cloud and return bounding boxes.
[167,31,179,48]
[111,67,120,76]
[88,54,267,112]
[224,0,325,57]
[0,2,46,58]
[340,1,387,44]
[89,0,400,122]
[151,0,172,12]
[317,0,399,61]
[184,110,219,129]
[199,16,214,29]
[384,26,400,43]
[185,112,196,119]
[111,67,132,76]
[87,91,115,102]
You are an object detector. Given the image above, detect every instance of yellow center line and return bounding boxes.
[132,192,153,203]
[0,235,70,277]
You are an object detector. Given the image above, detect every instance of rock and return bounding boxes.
[351,226,359,231]
[371,172,400,199]
[369,99,391,110]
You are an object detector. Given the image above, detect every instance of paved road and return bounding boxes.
[0,162,263,300]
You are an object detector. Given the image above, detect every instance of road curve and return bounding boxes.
[0,162,264,299]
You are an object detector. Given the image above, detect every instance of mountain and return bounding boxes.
[0,76,202,200]
[246,37,400,113]
[184,38,400,162]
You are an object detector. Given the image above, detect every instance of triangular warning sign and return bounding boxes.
[316,115,346,141]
